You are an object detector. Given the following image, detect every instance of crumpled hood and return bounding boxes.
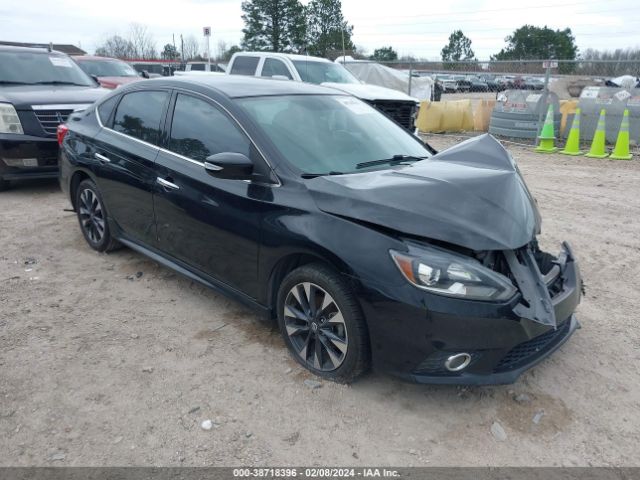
[307,134,542,251]
[321,82,419,103]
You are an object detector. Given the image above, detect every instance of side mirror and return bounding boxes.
[140,70,150,79]
[204,152,253,180]
[90,74,100,86]
[271,75,291,81]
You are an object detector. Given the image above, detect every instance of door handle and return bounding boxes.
[157,177,180,191]
[94,152,111,164]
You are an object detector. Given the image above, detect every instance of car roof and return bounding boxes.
[74,55,124,62]
[0,45,65,55]
[140,75,344,98]
[236,52,330,64]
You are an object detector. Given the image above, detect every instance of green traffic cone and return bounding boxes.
[585,109,608,159]
[560,108,584,156]
[535,105,558,153]
[610,109,633,160]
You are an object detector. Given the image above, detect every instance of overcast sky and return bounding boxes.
[0,0,637,59]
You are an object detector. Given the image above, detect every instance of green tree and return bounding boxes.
[223,45,243,61]
[305,0,354,57]
[241,0,307,53]
[161,43,180,60]
[492,25,578,61]
[441,30,476,62]
[370,46,398,62]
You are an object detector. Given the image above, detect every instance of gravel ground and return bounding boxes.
[1,137,639,467]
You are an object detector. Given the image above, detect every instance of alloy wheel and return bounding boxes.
[284,282,348,371]
[78,188,105,244]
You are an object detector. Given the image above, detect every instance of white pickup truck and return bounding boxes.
[227,52,419,132]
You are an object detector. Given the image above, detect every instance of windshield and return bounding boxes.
[238,94,430,175]
[76,59,139,77]
[0,51,95,86]
[292,61,359,85]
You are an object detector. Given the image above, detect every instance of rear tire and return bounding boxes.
[277,263,370,383]
[75,179,120,252]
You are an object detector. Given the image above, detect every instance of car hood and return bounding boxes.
[97,76,143,88]
[306,134,542,251]
[0,85,109,110]
[321,82,419,103]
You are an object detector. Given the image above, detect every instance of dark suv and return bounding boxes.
[0,45,107,190]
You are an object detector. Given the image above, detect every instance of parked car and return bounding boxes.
[465,75,489,92]
[74,55,147,89]
[435,75,458,93]
[451,75,471,92]
[59,76,582,384]
[0,45,107,190]
[183,61,226,73]
[495,76,514,90]
[478,74,501,92]
[227,52,419,132]
[524,77,545,91]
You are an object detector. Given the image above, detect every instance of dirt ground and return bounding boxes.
[1,137,639,467]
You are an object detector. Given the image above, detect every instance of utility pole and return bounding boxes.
[203,26,211,70]
[180,35,184,64]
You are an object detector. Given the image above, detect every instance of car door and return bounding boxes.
[92,89,170,246]
[259,58,294,80]
[152,91,268,297]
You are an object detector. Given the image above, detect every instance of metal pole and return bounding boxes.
[408,60,413,96]
[535,61,552,146]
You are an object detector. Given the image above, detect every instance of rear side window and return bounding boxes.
[230,56,259,76]
[113,91,168,145]
[261,58,292,79]
[97,95,119,126]
[168,94,250,161]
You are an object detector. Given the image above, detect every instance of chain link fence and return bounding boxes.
[341,59,640,148]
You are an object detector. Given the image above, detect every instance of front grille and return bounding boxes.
[366,100,415,131]
[494,319,571,373]
[33,109,73,137]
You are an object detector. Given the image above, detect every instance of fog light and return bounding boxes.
[444,353,471,372]
[3,158,38,167]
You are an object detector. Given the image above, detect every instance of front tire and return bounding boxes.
[75,179,119,252]
[277,263,370,383]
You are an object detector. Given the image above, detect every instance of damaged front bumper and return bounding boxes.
[358,242,582,385]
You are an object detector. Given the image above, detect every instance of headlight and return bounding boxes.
[390,244,517,301]
[0,103,24,134]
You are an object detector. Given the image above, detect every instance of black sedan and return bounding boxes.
[58,76,582,385]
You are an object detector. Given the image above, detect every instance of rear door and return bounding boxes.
[92,89,170,246]
[228,55,261,77]
[152,91,267,297]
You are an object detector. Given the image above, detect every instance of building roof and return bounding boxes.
[0,41,86,55]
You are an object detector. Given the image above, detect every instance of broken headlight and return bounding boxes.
[390,244,517,301]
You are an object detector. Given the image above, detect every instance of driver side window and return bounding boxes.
[261,58,293,79]
[168,94,250,162]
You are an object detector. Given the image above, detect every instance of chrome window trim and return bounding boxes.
[94,87,281,186]
[32,104,92,111]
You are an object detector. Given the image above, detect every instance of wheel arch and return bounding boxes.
[265,250,358,320]
[69,168,96,210]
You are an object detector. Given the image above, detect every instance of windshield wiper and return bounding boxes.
[356,154,428,170]
[0,80,33,85]
[301,171,344,179]
[32,81,90,86]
